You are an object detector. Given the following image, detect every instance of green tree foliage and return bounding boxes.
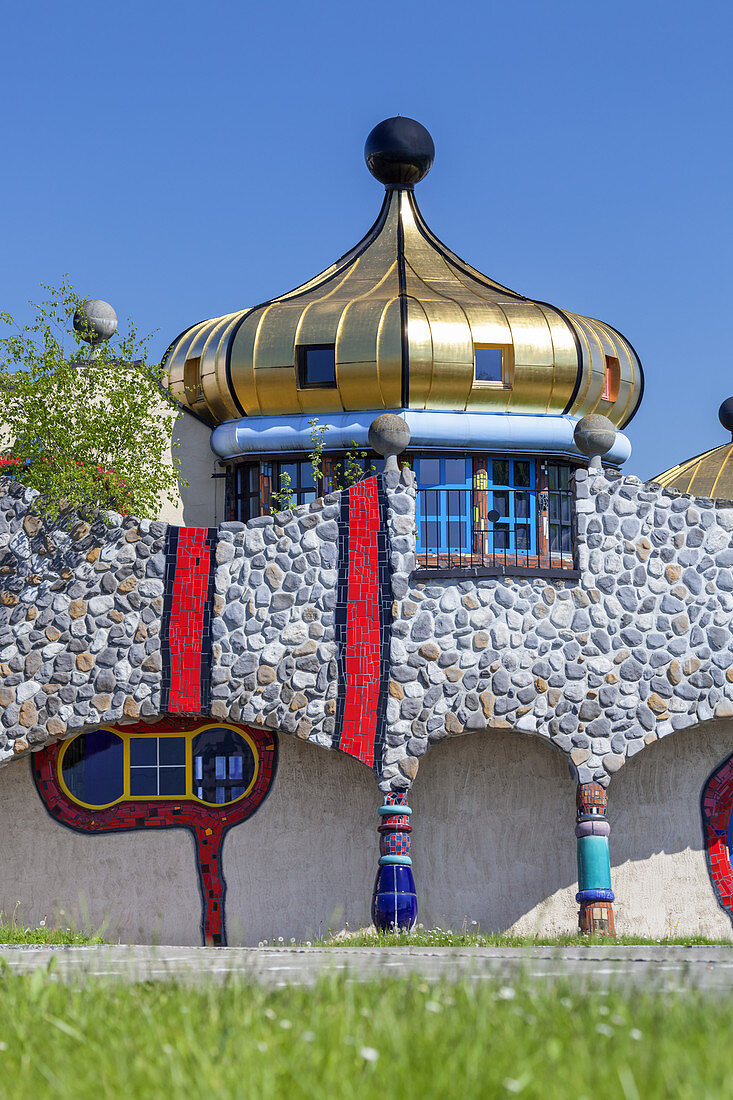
[0,280,182,521]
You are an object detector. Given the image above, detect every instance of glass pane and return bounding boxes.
[561,527,572,552]
[447,489,464,514]
[516,525,530,550]
[299,462,315,489]
[300,490,317,505]
[62,729,124,807]
[159,767,187,796]
[444,458,468,485]
[159,737,186,766]
[495,527,509,550]
[421,520,439,545]
[130,737,157,766]
[548,466,558,490]
[192,727,256,805]
[447,519,466,548]
[304,347,336,386]
[195,757,202,781]
[248,466,259,492]
[215,787,227,804]
[493,491,509,518]
[492,459,509,486]
[416,458,440,486]
[515,492,530,519]
[229,756,244,780]
[514,461,530,488]
[549,496,560,522]
[130,767,158,796]
[280,463,297,482]
[421,489,439,516]
[474,348,503,382]
[561,497,571,523]
[229,786,246,801]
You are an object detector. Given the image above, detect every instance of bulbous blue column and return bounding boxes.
[371,791,417,932]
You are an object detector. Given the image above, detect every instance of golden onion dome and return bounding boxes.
[165,118,643,430]
[654,399,733,499]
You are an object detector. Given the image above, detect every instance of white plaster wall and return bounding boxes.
[157,411,224,527]
[0,734,376,946]
[0,758,202,944]
[1,724,732,944]
[610,720,733,939]
[414,723,733,940]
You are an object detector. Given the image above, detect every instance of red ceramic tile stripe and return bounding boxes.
[168,529,211,713]
[339,479,381,768]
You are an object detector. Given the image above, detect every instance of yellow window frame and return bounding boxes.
[57,723,260,812]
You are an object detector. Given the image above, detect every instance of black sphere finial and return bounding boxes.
[364,117,435,187]
[719,397,733,436]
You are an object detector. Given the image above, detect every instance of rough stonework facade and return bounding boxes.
[3,466,733,791]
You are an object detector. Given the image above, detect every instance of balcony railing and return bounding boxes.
[415,484,577,578]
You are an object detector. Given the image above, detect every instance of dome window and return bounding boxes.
[474,346,505,385]
[602,356,620,402]
[298,344,336,389]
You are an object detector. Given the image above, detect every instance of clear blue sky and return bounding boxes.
[2,0,730,480]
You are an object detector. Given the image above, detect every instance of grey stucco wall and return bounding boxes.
[0,721,729,942]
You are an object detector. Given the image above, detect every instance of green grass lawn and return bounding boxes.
[0,967,729,1098]
[0,915,105,946]
[289,927,733,948]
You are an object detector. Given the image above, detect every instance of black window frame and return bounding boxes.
[297,344,337,389]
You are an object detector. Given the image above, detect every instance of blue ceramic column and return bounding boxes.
[575,782,615,935]
[371,791,418,932]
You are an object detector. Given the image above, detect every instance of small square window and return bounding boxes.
[474,347,503,384]
[603,355,620,402]
[298,345,336,388]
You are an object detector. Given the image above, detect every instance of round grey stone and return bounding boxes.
[73,299,118,345]
[574,414,616,459]
[368,415,411,457]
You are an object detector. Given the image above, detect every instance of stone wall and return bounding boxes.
[384,467,733,789]
[3,466,733,793]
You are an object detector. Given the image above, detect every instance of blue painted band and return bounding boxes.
[378,804,412,816]
[378,855,413,866]
[576,889,615,903]
[211,410,632,465]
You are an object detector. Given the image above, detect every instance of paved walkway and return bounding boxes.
[1,944,732,991]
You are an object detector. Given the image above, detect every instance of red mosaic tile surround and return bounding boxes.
[339,479,381,765]
[31,718,278,946]
[702,751,733,924]
[161,528,217,715]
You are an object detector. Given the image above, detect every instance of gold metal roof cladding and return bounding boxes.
[654,444,733,500]
[165,152,643,428]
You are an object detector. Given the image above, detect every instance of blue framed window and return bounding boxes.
[415,454,538,559]
[415,456,473,557]
[484,458,536,554]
